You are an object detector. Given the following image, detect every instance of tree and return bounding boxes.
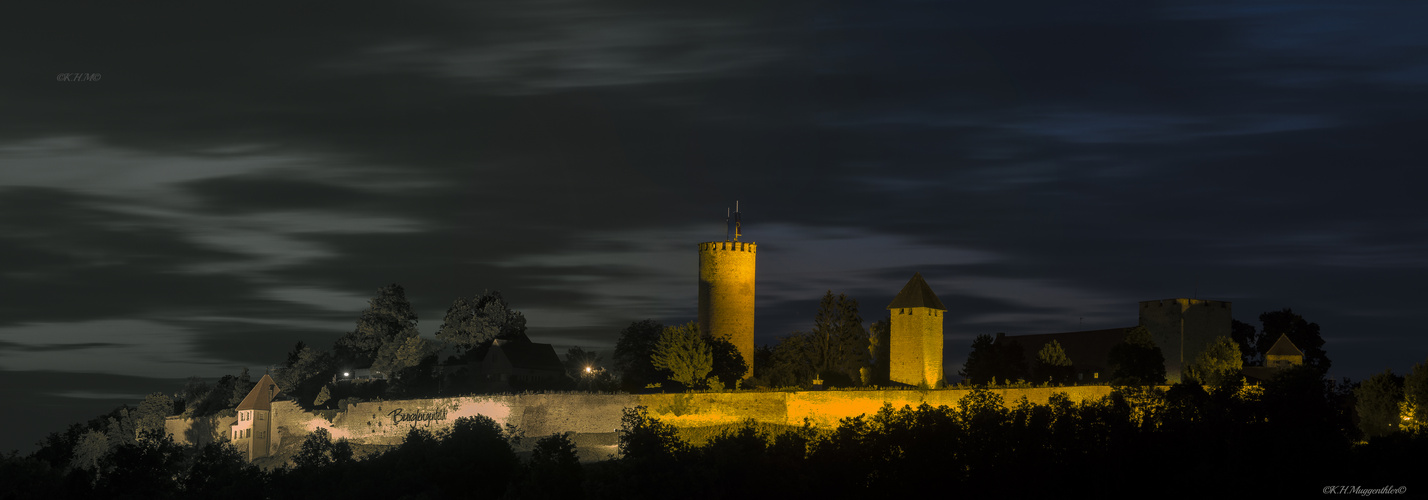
[1107,326,1166,385]
[274,344,335,407]
[1187,336,1243,387]
[1033,340,1074,384]
[614,319,666,391]
[1401,358,1428,433]
[651,322,713,389]
[293,428,353,469]
[1355,369,1403,439]
[1230,319,1260,366]
[134,393,173,436]
[959,334,999,384]
[868,319,890,385]
[760,334,818,388]
[1255,308,1330,373]
[435,290,527,355]
[372,334,434,377]
[228,368,253,407]
[706,335,748,388]
[800,291,871,386]
[513,433,584,499]
[335,284,420,367]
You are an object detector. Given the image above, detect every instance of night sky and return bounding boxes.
[5,1,1428,454]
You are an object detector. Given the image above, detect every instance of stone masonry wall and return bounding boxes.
[166,387,1116,461]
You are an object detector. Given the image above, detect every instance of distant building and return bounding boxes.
[1242,333,1304,383]
[229,373,281,461]
[481,337,565,390]
[887,273,946,388]
[994,298,1232,383]
[335,368,387,383]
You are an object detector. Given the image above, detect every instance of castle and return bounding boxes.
[695,206,947,386]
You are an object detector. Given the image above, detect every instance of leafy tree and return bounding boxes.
[805,291,871,386]
[760,333,817,388]
[651,322,713,389]
[135,393,174,436]
[435,290,527,355]
[1355,369,1403,439]
[372,334,433,377]
[1230,319,1260,365]
[1187,336,1243,387]
[706,335,748,387]
[293,428,353,469]
[613,319,666,391]
[868,318,890,385]
[959,334,999,384]
[514,433,584,499]
[617,406,686,462]
[1255,308,1330,373]
[227,368,254,407]
[1033,340,1074,384]
[335,284,420,367]
[181,440,265,499]
[1107,326,1166,385]
[274,344,335,407]
[1404,357,1428,433]
[69,430,108,472]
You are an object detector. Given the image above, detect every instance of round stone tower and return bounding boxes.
[698,240,756,379]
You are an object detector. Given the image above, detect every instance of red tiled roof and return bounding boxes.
[235,373,282,411]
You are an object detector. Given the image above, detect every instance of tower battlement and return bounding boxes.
[699,241,757,253]
[698,240,757,379]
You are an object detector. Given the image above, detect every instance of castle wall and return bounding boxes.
[168,387,1115,463]
[698,241,757,378]
[889,307,944,387]
[1140,299,1232,383]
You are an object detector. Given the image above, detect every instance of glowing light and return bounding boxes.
[585,366,593,373]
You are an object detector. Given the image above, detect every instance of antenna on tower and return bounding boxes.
[725,207,731,242]
[733,200,742,242]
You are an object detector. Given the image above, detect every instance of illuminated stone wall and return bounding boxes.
[698,241,757,379]
[166,387,1116,461]
[889,307,944,387]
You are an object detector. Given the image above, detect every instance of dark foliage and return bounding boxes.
[613,319,666,392]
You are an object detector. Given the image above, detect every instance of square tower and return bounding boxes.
[1139,298,1231,383]
[231,374,282,461]
[887,273,946,387]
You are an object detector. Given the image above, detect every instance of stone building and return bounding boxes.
[995,298,1232,383]
[1242,333,1305,383]
[1139,298,1232,382]
[229,373,281,461]
[887,273,946,388]
[698,240,757,379]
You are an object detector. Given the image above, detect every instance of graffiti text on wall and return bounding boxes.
[388,408,449,426]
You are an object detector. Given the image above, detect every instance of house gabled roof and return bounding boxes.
[236,373,282,411]
[485,338,564,373]
[887,272,946,310]
[1266,333,1304,357]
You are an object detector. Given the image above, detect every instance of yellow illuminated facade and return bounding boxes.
[698,241,756,379]
[888,273,946,388]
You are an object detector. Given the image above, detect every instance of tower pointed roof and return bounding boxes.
[887,272,946,310]
[1266,333,1304,357]
[236,373,282,411]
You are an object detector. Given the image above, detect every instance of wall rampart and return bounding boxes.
[167,387,1118,461]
